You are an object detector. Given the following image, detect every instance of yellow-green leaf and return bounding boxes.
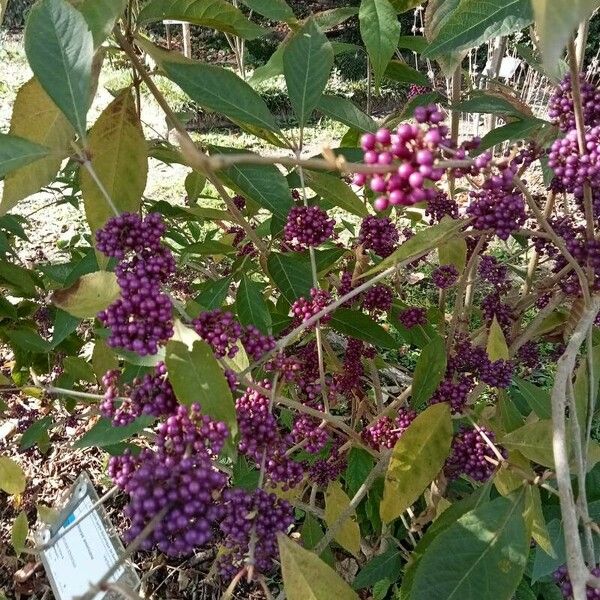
[0,456,26,495]
[91,339,118,381]
[278,533,359,600]
[51,271,120,318]
[487,316,509,361]
[501,420,555,468]
[11,512,28,556]
[37,504,59,525]
[1,78,73,215]
[81,90,147,234]
[525,486,554,557]
[324,481,360,557]
[381,403,453,523]
[438,237,467,272]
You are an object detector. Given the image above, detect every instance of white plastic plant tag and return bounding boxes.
[37,473,139,600]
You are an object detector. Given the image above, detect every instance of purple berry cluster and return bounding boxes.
[358,216,400,258]
[481,292,513,331]
[517,340,540,370]
[548,73,600,132]
[97,213,175,356]
[362,408,417,450]
[353,108,448,210]
[425,191,459,224]
[478,255,508,287]
[445,426,502,482]
[553,564,600,599]
[217,488,293,579]
[430,376,474,414]
[108,404,228,556]
[100,363,178,427]
[284,205,335,249]
[193,309,243,359]
[432,264,459,289]
[407,83,431,100]
[292,411,329,454]
[398,306,427,329]
[548,127,600,196]
[467,185,526,240]
[362,284,393,312]
[291,288,332,327]
[242,325,276,361]
[236,383,304,489]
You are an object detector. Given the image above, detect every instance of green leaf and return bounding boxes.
[63,356,96,383]
[410,494,528,600]
[352,546,403,590]
[384,59,429,85]
[438,237,467,272]
[313,7,358,31]
[304,171,368,217]
[0,133,49,179]
[0,456,26,495]
[501,420,555,468]
[380,403,452,523]
[268,252,313,304]
[81,90,147,234]
[92,338,118,380]
[359,0,400,88]
[163,61,279,132]
[456,92,531,117]
[330,309,397,349]
[11,512,28,556]
[283,18,334,128]
[314,248,346,274]
[195,277,232,309]
[317,95,377,133]
[278,533,359,600]
[345,448,374,497]
[76,0,126,46]
[301,513,334,566]
[137,0,268,39]
[51,310,81,347]
[1,78,74,216]
[184,171,206,204]
[5,328,52,353]
[75,416,154,448]
[0,261,39,297]
[411,335,447,409]
[238,0,295,21]
[232,456,260,490]
[363,217,464,277]
[324,481,360,557]
[397,35,429,52]
[423,0,464,76]
[182,240,236,256]
[479,118,551,151]
[51,271,120,318]
[20,416,54,451]
[24,0,93,137]
[532,0,600,79]
[165,340,238,439]
[236,276,271,334]
[213,148,292,223]
[513,377,551,419]
[424,0,533,57]
[487,317,509,361]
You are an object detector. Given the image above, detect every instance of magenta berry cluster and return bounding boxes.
[358,216,400,258]
[242,325,276,361]
[97,213,174,355]
[353,108,448,210]
[193,309,243,359]
[445,426,502,482]
[398,306,427,329]
[548,73,600,132]
[362,408,417,450]
[291,288,332,327]
[432,264,459,289]
[108,404,228,556]
[284,205,335,249]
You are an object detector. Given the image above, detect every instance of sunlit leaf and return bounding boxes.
[324,481,360,557]
[52,271,120,318]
